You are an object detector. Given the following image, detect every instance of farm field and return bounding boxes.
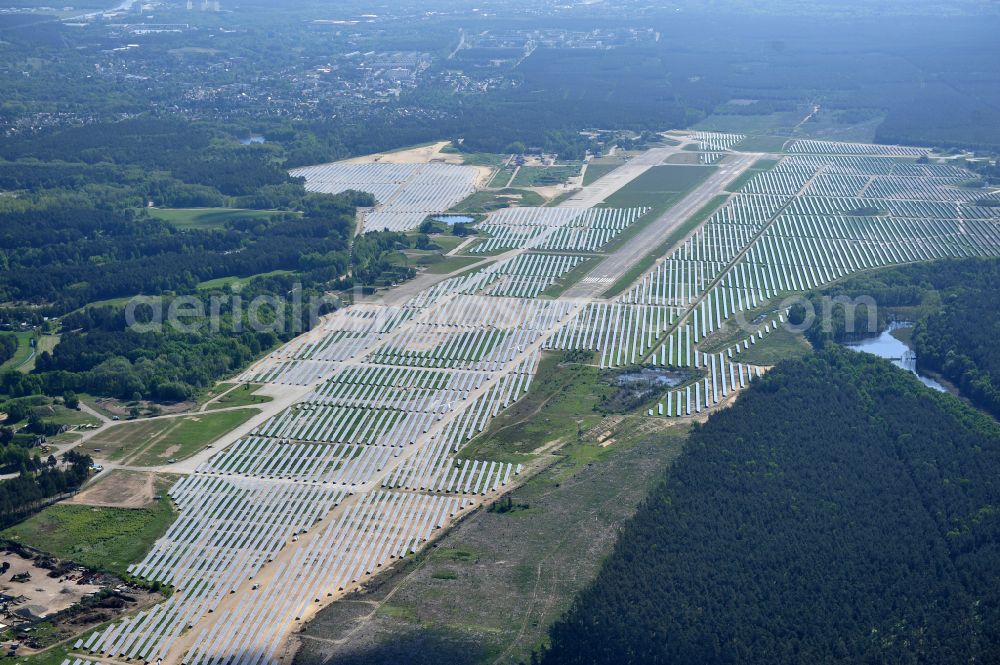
[30,132,1000,665]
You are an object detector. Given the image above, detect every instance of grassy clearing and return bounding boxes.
[421,255,483,275]
[295,426,687,665]
[22,334,59,373]
[197,269,295,290]
[450,189,546,214]
[510,164,581,188]
[695,109,804,136]
[733,134,792,153]
[0,331,37,372]
[602,165,717,209]
[4,643,75,665]
[663,152,702,165]
[458,353,614,463]
[1,332,59,374]
[602,194,731,299]
[146,207,282,229]
[1,494,176,578]
[421,233,469,254]
[207,384,272,410]
[82,409,258,465]
[543,190,579,207]
[582,163,618,185]
[454,152,508,169]
[488,167,516,188]
[198,382,238,404]
[737,326,813,365]
[29,402,100,428]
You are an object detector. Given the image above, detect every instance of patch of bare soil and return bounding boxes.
[96,397,195,418]
[341,142,493,188]
[67,470,155,509]
[0,548,164,656]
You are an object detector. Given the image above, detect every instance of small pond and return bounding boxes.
[432,215,475,225]
[844,323,946,392]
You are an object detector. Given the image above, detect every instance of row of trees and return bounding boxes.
[0,334,16,365]
[0,451,93,528]
[539,349,1000,664]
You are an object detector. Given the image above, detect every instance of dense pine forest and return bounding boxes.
[0,451,93,528]
[801,257,1000,420]
[538,349,1000,664]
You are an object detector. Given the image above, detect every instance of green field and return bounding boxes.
[458,353,613,463]
[737,326,814,365]
[0,331,36,372]
[147,207,282,229]
[197,269,294,290]
[602,165,717,208]
[207,384,272,410]
[296,427,687,665]
[29,402,101,428]
[732,134,793,153]
[488,167,516,188]
[582,161,623,185]
[80,408,258,465]
[1,499,176,578]
[421,255,484,274]
[510,163,581,188]
[0,332,60,374]
[663,152,702,165]
[450,188,546,214]
[694,109,805,136]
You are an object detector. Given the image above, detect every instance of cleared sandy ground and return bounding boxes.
[0,553,102,619]
[341,140,494,188]
[67,469,158,509]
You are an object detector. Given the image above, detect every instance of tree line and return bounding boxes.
[798,257,1000,421]
[537,349,1000,664]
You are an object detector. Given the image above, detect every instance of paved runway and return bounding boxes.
[562,152,760,299]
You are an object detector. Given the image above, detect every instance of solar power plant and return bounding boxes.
[289,162,479,232]
[66,136,1000,665]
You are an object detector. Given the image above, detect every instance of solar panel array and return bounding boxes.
[694,131,746,152]
[619,152,1000,417]
[290,162,479,232]
[471,206,650,253]
[63,138,1000,664]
